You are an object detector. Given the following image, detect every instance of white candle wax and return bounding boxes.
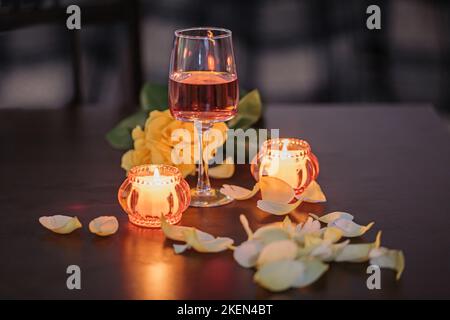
[128,168,179,218]
[260,140,307,189]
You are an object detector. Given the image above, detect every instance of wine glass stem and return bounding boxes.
[195,121,212,195]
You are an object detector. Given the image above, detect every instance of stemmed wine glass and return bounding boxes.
[168,27,239,207]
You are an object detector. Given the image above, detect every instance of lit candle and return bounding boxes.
[118,165,191,228]
[251,138,319,195]
[129,167,179,218]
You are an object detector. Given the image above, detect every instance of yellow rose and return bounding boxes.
[121,110,227,177]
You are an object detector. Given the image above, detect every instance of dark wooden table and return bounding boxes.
[1,105,450,299]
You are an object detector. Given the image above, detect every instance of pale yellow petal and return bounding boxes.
[254,260,305,292]
[335,231,382,262]
[39,215,82,234]
[323,226,343,243]
[293,217,321,243]
[220,183,260,200]
[253,225,290,245]
[282,216,295,235]
[183,229,234,253]
[256,199,302,216]
[297,181,326,203]
[173,244,190,254]
[292,258,329,288]
[260,176,295,203]
[369,247,405,280]
[331,219,374,237]
[256,240,298,267]
[160,216,194,242]
[239,214,253,239]
[233,240,263,268]
[209,157,235,179]
[310,212,354,224]
[88,216,119,236]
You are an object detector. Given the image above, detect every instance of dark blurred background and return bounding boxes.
[0,0,449,116]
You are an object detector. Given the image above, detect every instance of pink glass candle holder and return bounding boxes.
[251,138,319,196]
[118,164,190,228]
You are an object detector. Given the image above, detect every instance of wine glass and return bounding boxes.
[168,27,239,207]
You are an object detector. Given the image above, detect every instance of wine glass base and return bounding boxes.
[189,188,234,207]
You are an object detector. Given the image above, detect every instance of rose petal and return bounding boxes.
[292,258,329,288]
[209,157,235,179]
[183,229,234,253]
[239,214,253,239]
[369,247,405,280]
[282,216,295,235]
[297,234,324,257]
[161,217,195,242]
[335,231,382,262]
[323,226,343,243]
[253,225,290,245]
[257,199,302,215]
[173,243,190,254]
[254,260,305,292]
[311,240,350,261]
[330,219,374,237]
[39,215,82,234]
[310,212,354,224]
[296,181,326,203]
[88,216,119,236]
[260,176,295,203]
[233,240,263,268]
[220,183,260,200]
[161,216,215,246]
[293,217,321,243]
[256,240,298,267]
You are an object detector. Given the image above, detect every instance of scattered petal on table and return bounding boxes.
[39,215,82,234]
[293,257,329,288]
[220,183,260,200]
[239,214,253,240]
[293,217,321,243]
[260,176,295,203]
[282,216,296,235]
[254,260,305,292]
[88,216,119,236]
[310,211,354,224]
[256,240,298,267]
[253,225,290,245]
[183,228,234,253]
[296,181,327,203]
[297,234,324,257]
[335,231,382,262]
[209,157,235,179]
[369,247,405,280]
[161,217,195,242]
[257,199,302,215]
[233,239,263,268]
[311,240,350,262]
[173,243,190,254]
[330,219,374,237]
[323,226,343,243]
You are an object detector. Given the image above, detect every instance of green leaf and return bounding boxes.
[105,110,148,150]
[227,89,262,130]
[140,83,168,111]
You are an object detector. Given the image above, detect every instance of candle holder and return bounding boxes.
[118,164,190,228]
[251,138,319,196]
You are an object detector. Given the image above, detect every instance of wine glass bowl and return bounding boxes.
[168,27,238,207]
